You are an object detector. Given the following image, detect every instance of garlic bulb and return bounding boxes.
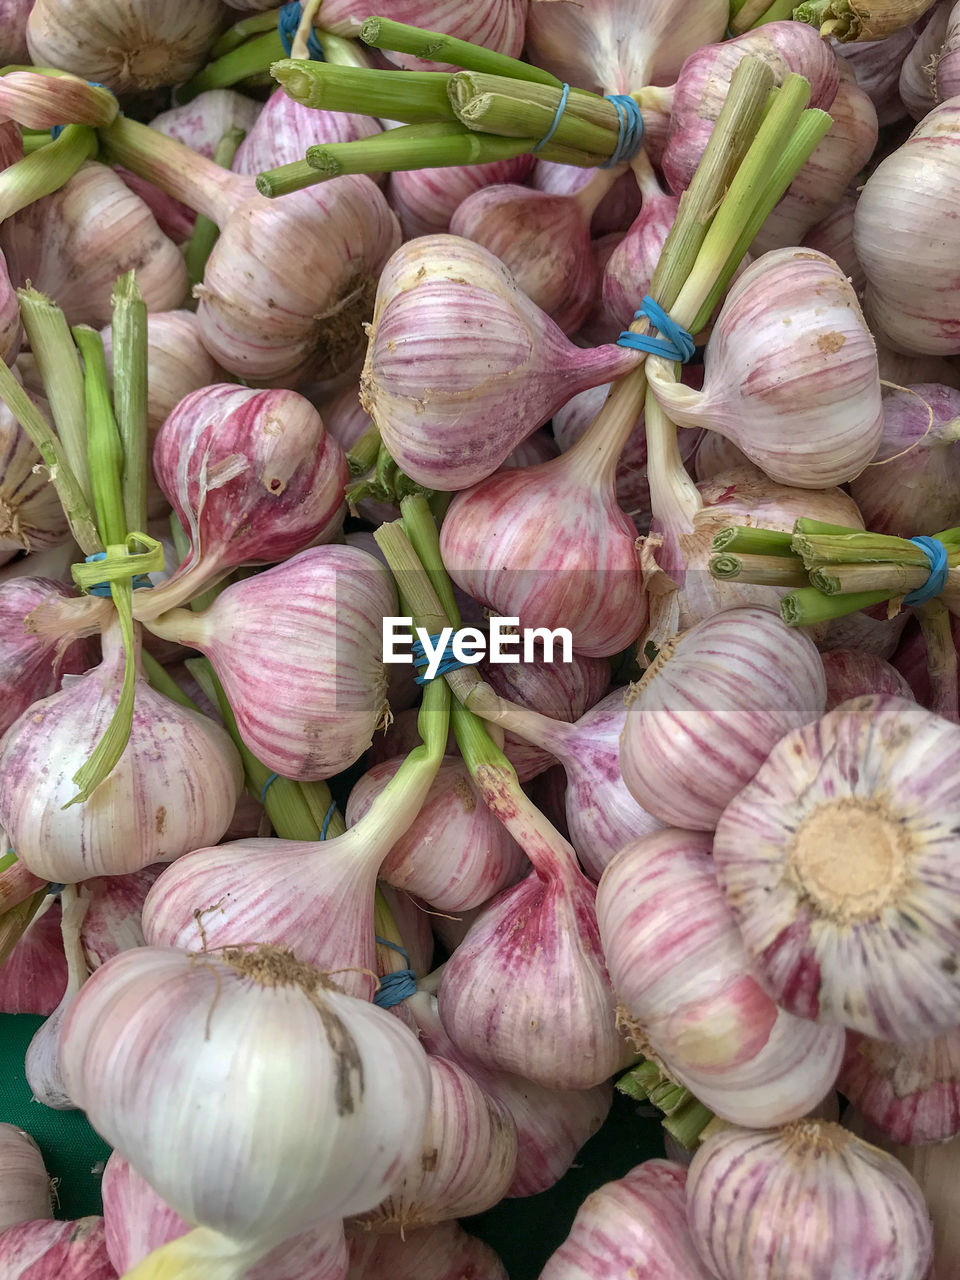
[0,578,92,736]
[855,98,960,356]
[143,545,395,780]
[602,158,680,331]
[646,248,883,488]
[387,156,534,240]
[60,945,432,1266]
[598,830,844,1128]
[81,865,162,968]
[848,381,960,536]
[102,1153,349,1280]
[0,396,70,566]
[346,1220,507,1280]
[0,248,19,365]
[233,87,380,177]
[621,606,827,831]
[345,756,527,911]
[820,601,910,660]
[839,1030,960,1144]
[0,618,243,882]
[0,163,187,326]
[318,0,526,71]
[821,649,915,710]
[837,24,915,125]
[26,0,223,93]
[0,1125,52,1231]
[686,1121,934,1280]
[360,235,641,491]
[0,1217,115,1279]
[136,383,348,620]
[901,2,952,118]
[24,886,89,1110]
[353,1055,518,1232]
[0,898,67,1015]
[0,0,30,63]
[539,1160,714,1280]
[938,1,960,104]
[691,432,752,482]
[531,161,642,236]
[714,693,960,1041]
[801,194,865,295]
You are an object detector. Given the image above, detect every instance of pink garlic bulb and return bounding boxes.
[80,865,162,969]
[837,24,915,125]
[0,0,30,63]
[233,88,380,176]
[0,248,19,365]
[822,649,915,710]
[855,98,960,356]
[353,1055,518,1232]
[26,0,222,93]
[449,177,614,334]
[820,602,911,661]
[531,161,642,236]
[539,1160,714,1280]
[408,990,612,1199]
[316,0,525,70]
[691,432,752,482]
[387,156,534,240]
[663,22,841,193]
[602,159,680,331]
[0,620,243,882]
[137,384,348,619]
[598,830,844,1127]
[0,395,69,566]
[525,0,727,93]
[849,382,960,535]
[24,886,90,1110]
[0,899,66,1015]
[646,248,883,489]
[892,611,960,711]
[439,405,648,657]
[0,578,91,736]
[1,163,187,326]
[714,694,960,1041]
[381,886,434,979]
[686,1121,934,1280]
[751,67,878,255]
[360,235,641,490]
[0,1125,52,1232]
[346,1220,507,1280]
[840,1030,960,1144]
[143,545,395,780]
[0,1217,115,1279]
[938,1,960,103]
[877,343,960,390]
[621,606,827,831]
[101,1154,348,1280]
[345,756,527,911]
[801,194,865,295]
[902,2,952,118]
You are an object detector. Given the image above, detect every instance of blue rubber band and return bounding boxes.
[84,552,155,598]
[259,772,279,803]
[410,633,469,685]
[51,83,112,139]
[373,936,417,1008]
[278,2,325,60]
[617,294,697,363]
[320,799,336,840]
[47,883,65,895]
[533,82,570,154]
[904,535,950,606]
[602,94,644,168]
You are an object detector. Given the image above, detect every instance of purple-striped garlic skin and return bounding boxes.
[439,455,647,659]
[0,0,30,63]
[345,757,527,912]
[686,1121,934,1280]
[0,398,70,566]
[602,189,680,332]
[531,161,642,236]
[836,23,914,126]
[938,3,960,104]
[646,248,883,489]
[598,830,844,1127]
[387,156,534,240]
[346,1220,507,1280]
[663,22,841,193]
[359,236,642,491]
[0,624,243,883]
[80,866,163,969]
[620,605,827,831]
[0,579,92,736]
[0,247,19,364]
[450,186,598,335]
[102,1153,349,1279]
[821,649,915,711]
[318,0,525,70]
[0,1125,53,1232]
[714,694,960,1041]
[144,546,395,780]
[539,1160,714,1280]
[0,1216,115,1278]
[691,431,752,481]
[839,1030,960,1145]
[849,382,960,536]
[0,899,67,1015]
[903,3,952,119]
[353,1056,518,1232]
[233,88,380,176]
[407,990,612,1199]
[801,194,865,296]
[819,600,909,661]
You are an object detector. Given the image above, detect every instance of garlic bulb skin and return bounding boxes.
[821,649,914,710]
[685,1121,934,1280]
[646,248,883,488]
[620,606,827,831]
[0,396,69,566]
[839,1029,960,1144]
[801,194,865,295]
[80,866,161,968]
[317,0,526,71]
[353,1056,518,1232]
[26,0,223,94]
[346,1220,507,1280]
[24,886,89,1111]
[714,694,960,1041]
[0,1217,115,1279]
[0,899,67,1015]
[233,88,380,176]
[0,248,19,365]
[0,1125,52,1231]
[0,578,91,736]
[0,621,243,882]
[598,830,844,1128]
[539,1160,714,1280]
[387,156,534,240]
[0,0,30,63]
[902,2,952,118]
[60,946,433,1246]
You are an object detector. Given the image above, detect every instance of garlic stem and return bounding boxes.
[110,272,148,535]
[299,123,531,186]
[272,61,458,126]
[571,164,625,220]
[560,366,647,488]
[210,9,280,58]
[73,325,127,547]
[629,147,665,202]
[359,16,562,85]
[119,1224,272,1280]
[177,31,286,104]
[0,123,96,221]
[0,889,46,968]
[184,127,246,293]
[644,377,702,536]
[916,600,959,725]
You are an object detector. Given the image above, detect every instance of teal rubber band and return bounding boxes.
[533,83,570,154]
[617,294,696,363]
[373,936,416,1008]
[602,94,644,168]
[904,535,950,606]
[259,772,279,803]
[410,633,469,685]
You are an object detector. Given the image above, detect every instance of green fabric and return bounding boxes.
[0,1016,665,1276]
